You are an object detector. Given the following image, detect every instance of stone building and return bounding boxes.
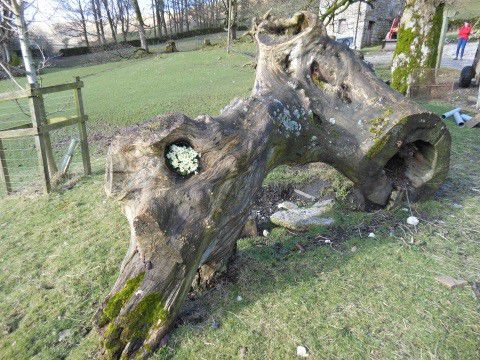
[322,0,405,49]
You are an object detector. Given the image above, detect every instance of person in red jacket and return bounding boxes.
[455,22,472,60]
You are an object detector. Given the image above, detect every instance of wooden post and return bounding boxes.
[35,90,58,175]
[435,10,449,69]
[73,77,91,175]
[28,85,51,193]
[0,139,12,194]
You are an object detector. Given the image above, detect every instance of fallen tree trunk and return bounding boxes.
[96,11,451,359]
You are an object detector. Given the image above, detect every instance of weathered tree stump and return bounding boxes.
[97,11,451,359]
[165,40,178,53]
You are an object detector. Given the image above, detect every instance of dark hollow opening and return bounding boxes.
[384,140,435,190]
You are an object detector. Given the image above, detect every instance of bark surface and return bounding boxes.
[97,11,451,359]
[391,0,446,94]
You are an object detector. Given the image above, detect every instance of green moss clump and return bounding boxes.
[120,293,169,341]
[391,4,445,94]
[391,27,419,94]
[100,273,145,327]
[366,134,391,159]
[102,291,168,359]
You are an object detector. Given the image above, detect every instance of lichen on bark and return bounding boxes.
[391,0,445,94]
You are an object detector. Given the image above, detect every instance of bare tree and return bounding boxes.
[101,0,118,42]
[55,0,91,49]
[131,0,148,51]
[116,0,132,42]
[0,0,37,85]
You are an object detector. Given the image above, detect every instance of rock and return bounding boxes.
[277,201,298,210]
[238,347,248,359]
[472,282,480,300]
[236,295,243,302]
[58,329,72,342]
[293,189,316,201]
[270,206,334,231]
[436,276,468,289]
[296,345,309,357]
[351,246,357,252]
[212,319,221,329]
[313,199,334,208]
[368,232,375,238]
[407,216,419,226]
[262,229,269,237]
[270,199,334,231]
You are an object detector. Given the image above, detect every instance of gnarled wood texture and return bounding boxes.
[96,11,451,359]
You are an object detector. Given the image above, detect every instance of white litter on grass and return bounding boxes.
[263,230,269,237]
[407,216,419,226]
[236,295,243,302]
[296,345,309,357]
[368,232,375,238]
[324,239,332,244]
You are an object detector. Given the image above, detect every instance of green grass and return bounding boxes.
[0,45,479,359]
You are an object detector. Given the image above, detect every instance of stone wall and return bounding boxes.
[322,0,405,49]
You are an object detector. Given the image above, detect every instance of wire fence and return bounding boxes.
[0,87,86,197]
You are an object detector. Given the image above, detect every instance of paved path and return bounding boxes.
[364,42,478,69]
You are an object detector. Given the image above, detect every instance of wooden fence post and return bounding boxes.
[0,139,12,194]
[34,87,58,175]
[73,77,91,175]
[28,85,51,193]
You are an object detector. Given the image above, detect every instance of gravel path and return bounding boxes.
[364,42,478,70]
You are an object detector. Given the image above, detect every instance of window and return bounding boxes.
[338,19,347,33]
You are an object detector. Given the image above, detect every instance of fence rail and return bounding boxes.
[0,77,91,196]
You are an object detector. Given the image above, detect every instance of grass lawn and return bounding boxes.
[0,45,479,359]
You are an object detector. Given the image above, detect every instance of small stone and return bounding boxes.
[58,329,72,342]
[212,319,221,329]
[238,347,248,359]
[328,117,336,125]
[263,230,269,237]
[407,216,419,226]
[296,345,309,357]
[324,239,332,244]
[351,246,357,252]
[436,276,468,289]
[368,232,375,238]
[452,203,462,209]
[236,295,243,302]
[277,201,298,210]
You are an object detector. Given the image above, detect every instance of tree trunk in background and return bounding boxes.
[391,0,445,94]
[95,11,451,359]
[131,0,149,51]
[184,0,189,31]
[77,0,90,49]
[231,0,237,40]
[91,0,103,44]
[11,0,37,84]
[2,42,10,63]
[102,0,118,43]
[151,0,157,37]
[95,0,107,43]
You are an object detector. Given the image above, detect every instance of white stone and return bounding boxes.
[296,345,309,357]
[236,295,243,302]
[406,216,419,226]
[263,230,269,237]
[368,232,375,238]
[277,201,298,210]
[270,201,334,232]
[328,118,336,125]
